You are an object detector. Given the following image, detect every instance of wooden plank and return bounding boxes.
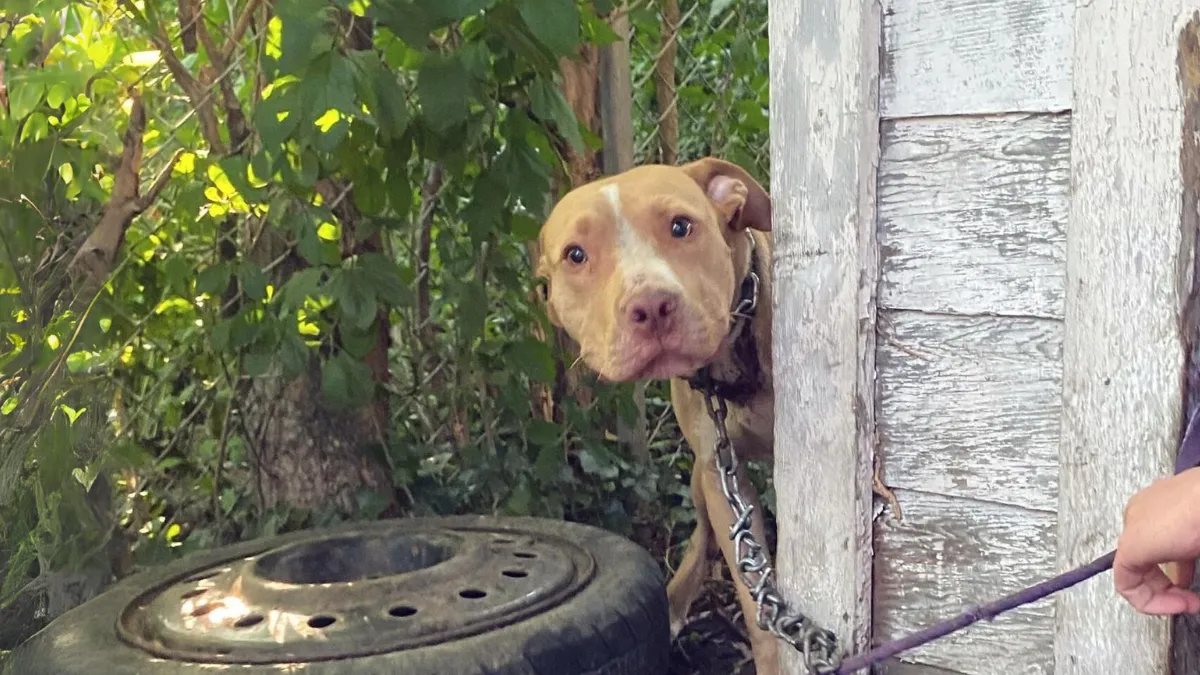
[878,115,1070,318]
[877,311,1062,512]
[873,490,1057,675]
[880,0,1073,118]
[1055,1,1192,673]
[768,0,880,665]
[1173,14,1200,673]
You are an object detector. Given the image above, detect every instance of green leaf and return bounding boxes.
[229,312,265,350]
[356,253,412,308]
[245,351,274,377]
[320,351,375,411]
[278,331,311,380]
[354,53,410,140]
[529,75,583,152]
[163,255,193,295]
[505,480,532,516]
[327,268,378,330]
[460,168,506,246]
[280,267,325,311]
[238,262,269,301]
[219,156,268,203]
[505,338,554,383]
[578,448,619,479]
[7,73,45,120]
[372,0,439,49]
[517,0,581,57]
[510,213,541,241]
[533,432,564,480]
[457,279,488,344]
[196,263,231,296]
[255,89,301,149]
[340,319,379,358]
[416,52,473,130]
[276,0,330,74]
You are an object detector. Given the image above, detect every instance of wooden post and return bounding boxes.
[768,0,880,668]
[598,6,648,462]
[1055,2,1194,673]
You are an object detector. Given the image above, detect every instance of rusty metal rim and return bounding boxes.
[113,522,597,664]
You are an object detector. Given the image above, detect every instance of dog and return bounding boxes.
[536,157,780,674]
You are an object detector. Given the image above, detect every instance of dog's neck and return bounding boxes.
[684,230,767,406]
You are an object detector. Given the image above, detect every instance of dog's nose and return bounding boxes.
[622,289,680,336]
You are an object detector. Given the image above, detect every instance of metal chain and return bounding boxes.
[694,246,844,674]
[700,390,843,674]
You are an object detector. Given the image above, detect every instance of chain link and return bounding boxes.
[694,257,844,674]
[699,391,843,674]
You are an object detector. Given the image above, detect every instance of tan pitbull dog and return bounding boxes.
[536,157,779,674]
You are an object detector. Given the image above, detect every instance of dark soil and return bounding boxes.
[642,503,779,675]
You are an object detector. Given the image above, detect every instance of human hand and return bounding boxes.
[1114,467,1200,615]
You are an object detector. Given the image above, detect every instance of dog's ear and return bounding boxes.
[679,157,771,232]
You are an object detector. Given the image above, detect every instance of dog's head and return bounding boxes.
[536,157,770,383]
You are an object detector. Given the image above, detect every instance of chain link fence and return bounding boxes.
[627,0,770,183]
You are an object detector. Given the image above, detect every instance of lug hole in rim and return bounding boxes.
[459,589,487,599]
[307,615,337,629]
[502,569,528,578]
[234,614,264,629]
[513,551,537,559]
[388,605,418,617]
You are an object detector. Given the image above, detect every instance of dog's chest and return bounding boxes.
[673,379,775,462]
[720,394,774,461]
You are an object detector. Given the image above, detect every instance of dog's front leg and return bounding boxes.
[666,464,716,637]
[696,449,780,675]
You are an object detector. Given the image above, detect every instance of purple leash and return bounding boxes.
[830,386,1200,674]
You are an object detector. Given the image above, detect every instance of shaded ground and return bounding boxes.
[647,507,779,675]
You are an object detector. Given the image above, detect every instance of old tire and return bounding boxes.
[3,515,669,675]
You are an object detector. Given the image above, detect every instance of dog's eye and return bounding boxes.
[564,245,588,265]
[670,217,692,238]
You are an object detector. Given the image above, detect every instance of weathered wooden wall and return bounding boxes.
[773,0,1197,672]
[871,0,1071,671]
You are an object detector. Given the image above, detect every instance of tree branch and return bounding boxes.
[120,0,228,154]
[67,92,183,285]
[196,15,250,151]
[222,0,264,62]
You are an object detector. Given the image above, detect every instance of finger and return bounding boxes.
[1116,563,1178,613]
[1169,559,1197,588]
[1140,587,1200,615]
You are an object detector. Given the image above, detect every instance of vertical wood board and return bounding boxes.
[877,311,1062,512]
[768,0,881,665]
[878,115,1070,318]
[880,0,1073,118]
[873,490,1057,675]
[1055,2,1192,674]
[1172,14,1200,674]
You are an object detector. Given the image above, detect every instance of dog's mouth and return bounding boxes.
[628,353,703,381]
[598,340,719,383]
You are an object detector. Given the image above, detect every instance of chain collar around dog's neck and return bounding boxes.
[685,231,764,406]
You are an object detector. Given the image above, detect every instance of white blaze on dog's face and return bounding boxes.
[536,158,771,382]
